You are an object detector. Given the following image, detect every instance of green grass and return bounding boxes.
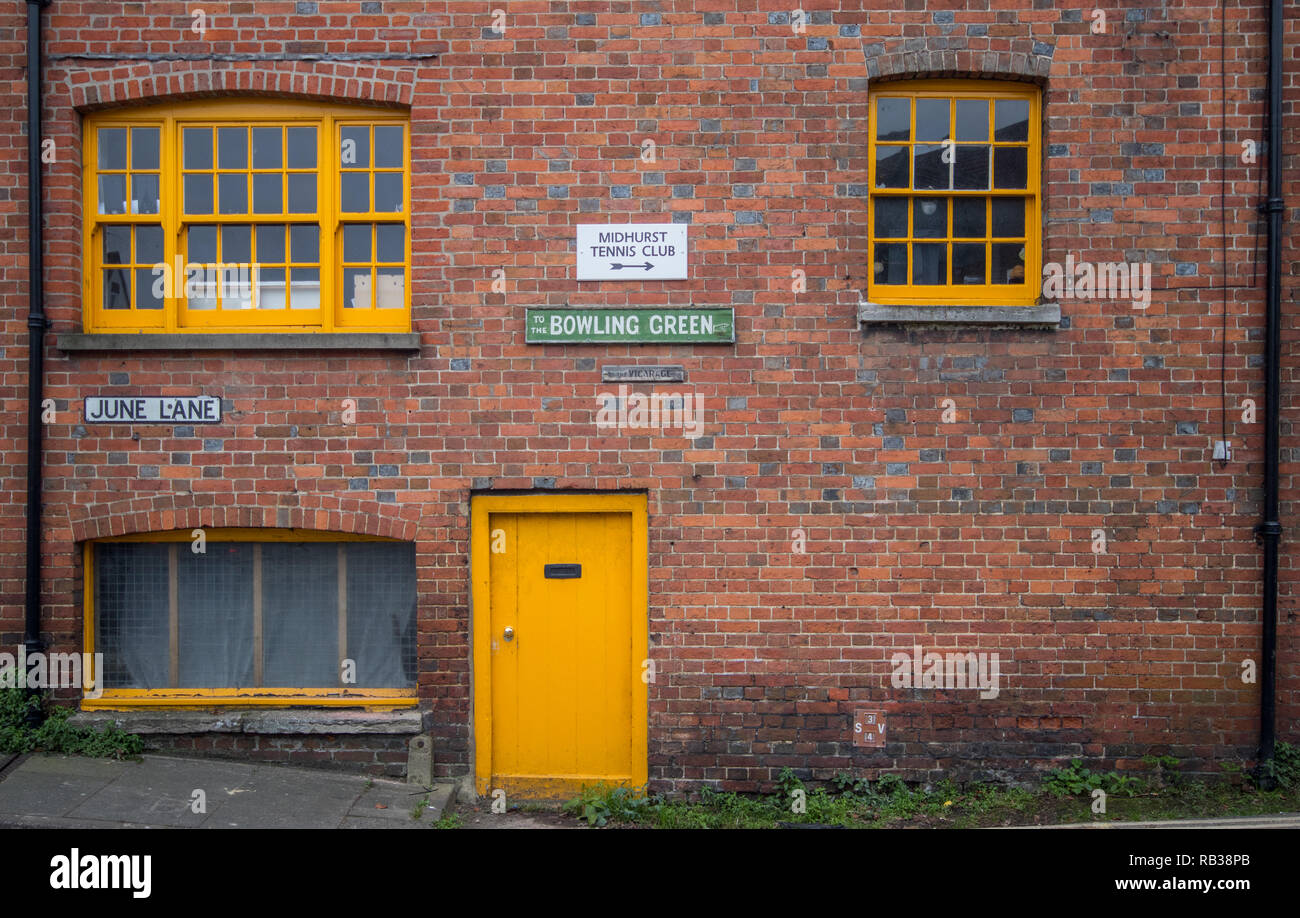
[0,688,142,760]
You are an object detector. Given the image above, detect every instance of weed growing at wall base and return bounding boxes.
[0,688,142,758]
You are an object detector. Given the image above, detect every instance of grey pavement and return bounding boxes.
[1026,814,1300,829]
[0,753,456,829]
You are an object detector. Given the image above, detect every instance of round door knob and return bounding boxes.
[503,626,515,641]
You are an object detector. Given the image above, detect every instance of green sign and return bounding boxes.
[526,308,734,344]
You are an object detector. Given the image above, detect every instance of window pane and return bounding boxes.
[953,145,990,190]
[875,98,910,142]
[103,226,131,264]
[874,146,907,189]
[955,100,988,141]
[261,544,339,688]
[344,267,370,308]
[952,243,986,285]
[912,198,946,238]
[913,145,947,190]
[374,172,403,212]
[131,173,160,214]
[993,147,1028,189]
[341,172,369,212]
[341,125,370,167]
[251,126,283,169]
[184,174,213,214]
[912,242,946,284]
[218,173,248,213]
[94,543,171,689]
[98,128,127,170]
[992,197,1026,237]
[130,127,160,169]
[258,267,286,308]
[376,267,405,309]
[188,225,218,263]
[98,174,127,215]
[257,224,286,263]
[953,198,986,238]
[374,125,404,168]
[873,242,907,285]
[217,126,248,169]
[103,269,130,309]
[915,99,949,142]
[376,223,404,262]
[136,225,164,264]
[994,99,1030,141]
[343,224,371,263]
[290,225,319,263]
[345,542,417,688]
[183,127,213,169]
[286,126,317,168]
[135,268,164,308]
[176,546,255,688]
[290,268,321,308]
[252,173,283,213]
[287,173,316,213]
[991,242,1026,284]
[221,224,251,263]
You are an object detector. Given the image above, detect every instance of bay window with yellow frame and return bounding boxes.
[82,99,411,334]
[867,80,1041,307]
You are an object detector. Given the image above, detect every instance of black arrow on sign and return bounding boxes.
[610,262,654,271]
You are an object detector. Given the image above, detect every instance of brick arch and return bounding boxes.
[64,60,416,112]
[66,493,421,544]
[864,42,1054,85]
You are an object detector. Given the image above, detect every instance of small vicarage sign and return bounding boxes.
[84,395,222,424]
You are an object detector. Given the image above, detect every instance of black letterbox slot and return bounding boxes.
[544,563,582,579]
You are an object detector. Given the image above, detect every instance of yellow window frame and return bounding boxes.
[82,99,411,334]
[867,79,1041,307]
[81,528,418,709]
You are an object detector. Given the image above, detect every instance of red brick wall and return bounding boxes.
[0,0,1295,792]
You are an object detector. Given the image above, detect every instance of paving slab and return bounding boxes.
[198,769,362,829]
[0,762,122,818]
[68,758,255,828]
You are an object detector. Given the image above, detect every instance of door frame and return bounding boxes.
[470,492,649,797]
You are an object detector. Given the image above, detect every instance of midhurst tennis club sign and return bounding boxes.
[526,308,735,344]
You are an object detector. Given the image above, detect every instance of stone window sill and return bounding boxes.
[857,302,1061,327]
[57,332,422,353]
[68,709,424,735]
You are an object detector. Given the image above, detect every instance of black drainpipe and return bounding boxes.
[23,0,50,718]
[1254,0,1284,787]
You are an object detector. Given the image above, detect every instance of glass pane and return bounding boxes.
[286,126,316,168]
[217,127,248,169]
[102,226,131,264]
[992,197,1026,237]
[130,127,160,170]
[261,543,339,687]
[991,242,1026,284]
[374,125,404,168]
[97,128,127,170]
[221,224,251,264]
[912,243,946,284]
[915,99,949,142]
[374,172,403,212]
[875,98,910,141]
[872,242,907,285]
[222,263,254,309]
[188,226,218,264]
[258,267,286,308]
[376,223,404,262]
[874,146,907,189]
[287,173,316,213]
[93,543,170,689]
[913,145,948,190]
[218,173,248,213]
[252,173,283,214]
[993,147,1028,189]
[994,99,1030,141]
[952,243,986,285]
[131,173,160,214]
[344,267,370,308]
[912,198,946,238]
[290,225,319,263]
[375,267,405,309]
[953,198,986,238]
[251,126,283,169]
[186,258,218,309]
[341,172,369,212]
[98,174,127,215]
[135,225,164,264]
[290,267,320,308]
[176,546,255,688]
[256,224,286,264]
[340,125,370,167]
[343,224,371,263]
[183,174,213,214]
[954,145,990,190]
[183,127,213,170]
[955,100,988,141]
[345,542,416,688]
[135,267,164,308]
[103,269,130,309]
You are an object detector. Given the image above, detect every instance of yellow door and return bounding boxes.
[472,494,648,798]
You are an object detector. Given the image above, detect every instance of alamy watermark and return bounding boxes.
[0,647,104,698]
[1042,254,1152,310]
[595,385,704,439]
[890,644,1001,699]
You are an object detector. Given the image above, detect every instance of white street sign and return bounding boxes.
[576,223,688,281]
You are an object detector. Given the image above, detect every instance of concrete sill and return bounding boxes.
[57,332,422,353]
[858,302,1061,328]
[69,709,424,736]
